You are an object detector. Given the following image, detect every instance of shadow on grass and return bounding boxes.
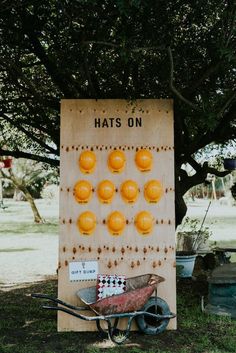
[0,248,36,253]
[0,222,59,236]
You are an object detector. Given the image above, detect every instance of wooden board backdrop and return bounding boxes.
[59,99,176,331]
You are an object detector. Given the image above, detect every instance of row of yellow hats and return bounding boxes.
[79,149,153,173]
[77,210,155,236]
[74,179,163,204]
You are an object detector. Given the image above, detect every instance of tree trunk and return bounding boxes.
[22,187,44,223]
[2,168,44,223]
[175,177,187,227]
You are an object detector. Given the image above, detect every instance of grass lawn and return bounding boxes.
[0,199,235,352]
[0,278,236,353]
[0,198,59,231]
[0,199,58,286]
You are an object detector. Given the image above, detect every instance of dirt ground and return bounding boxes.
[1,277,236,353]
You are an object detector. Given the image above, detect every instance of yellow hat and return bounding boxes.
[135,149,153,171]
[97,180,115,203]
[74,180,92,203]
[107,211,126,235]
[77,211,96,235]
[79,150,96,173]
[108,150,126,173]
[135,211,154,234]
[144,180,163,203]
[120,180,139,203]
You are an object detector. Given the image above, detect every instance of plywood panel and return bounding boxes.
[59,99,176,331]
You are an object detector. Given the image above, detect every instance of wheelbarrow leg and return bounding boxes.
[107,316,134,345]
[96,317,119,338]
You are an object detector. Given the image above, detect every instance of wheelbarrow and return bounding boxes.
[32,273,175,344]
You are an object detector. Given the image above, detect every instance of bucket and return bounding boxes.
[176,252,197,278]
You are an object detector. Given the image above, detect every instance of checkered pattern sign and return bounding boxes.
[96,274,126,300]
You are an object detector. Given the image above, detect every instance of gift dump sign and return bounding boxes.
[59,99,176,331]
[69,261,98,281]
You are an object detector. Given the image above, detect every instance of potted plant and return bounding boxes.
[176,217,212,278]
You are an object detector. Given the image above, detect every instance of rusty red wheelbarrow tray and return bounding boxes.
[32,273,175,344]
[79,273,163,315]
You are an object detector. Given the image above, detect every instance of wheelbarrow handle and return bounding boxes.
[42,305,107,322]
[31,293,57,301]
[31,293,88,311]
[43,305,133,345]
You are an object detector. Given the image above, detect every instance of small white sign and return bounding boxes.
[69,261,98,281]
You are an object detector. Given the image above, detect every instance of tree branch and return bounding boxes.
[183,6,236,96]
[0,57,43,102]
[167,47,201,111]
[189,101,236,155]
[21,120,60,147]
[0,149,59,166]
[181,159,231,195]
[0,58,60,111]
[83,40,121,48]
[0,112,58,154]
[184,61,221,96]
[187,156,202,172]
[20,11,87,98]
[217,89,236,118]
[83,40,166,53]
[83,51,97,97]
[225,4,236,47]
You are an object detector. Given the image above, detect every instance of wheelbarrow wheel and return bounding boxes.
[136,297,171,335]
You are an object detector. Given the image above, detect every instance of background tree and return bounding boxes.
[0,0,235,225]
[0,158,59,222]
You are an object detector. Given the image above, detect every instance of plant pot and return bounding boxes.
[176,251,197,278]
[224,158,236,171]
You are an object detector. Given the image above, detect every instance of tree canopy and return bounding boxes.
[0,0,235,223]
